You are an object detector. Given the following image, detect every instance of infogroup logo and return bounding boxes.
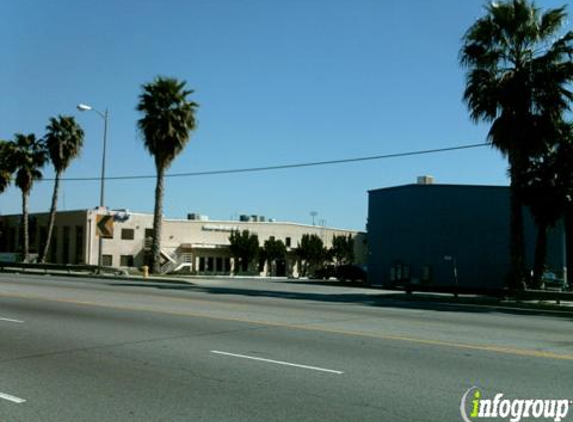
[460,387,572,422]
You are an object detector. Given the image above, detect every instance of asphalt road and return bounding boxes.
[0,273,571,422]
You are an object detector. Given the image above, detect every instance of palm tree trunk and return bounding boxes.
[39,171,60,263]
[22,190,30,263]
[151,165,165,274]
[508,154,527,290]
[532,221,548,289]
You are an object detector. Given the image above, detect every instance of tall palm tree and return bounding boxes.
[38,116,84,263]
[10,133,47,262]
[136,76,198,273]
[460,0,573,288]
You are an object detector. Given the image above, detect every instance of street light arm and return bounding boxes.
[92,108,106,120]
[77,103,106,120]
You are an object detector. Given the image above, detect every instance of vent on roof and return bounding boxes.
[417,175,435,185]
[187,213,208,221]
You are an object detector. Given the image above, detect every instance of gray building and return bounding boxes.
[367,178,566,290]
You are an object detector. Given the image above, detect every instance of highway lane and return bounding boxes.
[0,274,571,421]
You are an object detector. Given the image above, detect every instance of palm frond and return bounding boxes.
[45,115,85,172]
[136,76,199,170]
[461,0,573,159]
[10,133,46,194]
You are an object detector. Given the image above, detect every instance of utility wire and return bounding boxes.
[48,142,489,182]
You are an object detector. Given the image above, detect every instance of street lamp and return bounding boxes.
[310,211,318,226]
[77,103,109,269]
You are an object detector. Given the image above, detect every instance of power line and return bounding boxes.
[47,142,489,182]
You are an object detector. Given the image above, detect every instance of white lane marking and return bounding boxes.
[0,392,26,404]
[0,318,24,324]
[211,351,344,375]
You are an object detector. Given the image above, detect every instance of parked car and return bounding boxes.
[336,264,367,284]
[310,265,336,280]
[541,272,569,291]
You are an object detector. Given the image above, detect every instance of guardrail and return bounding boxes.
[0,261,128,276]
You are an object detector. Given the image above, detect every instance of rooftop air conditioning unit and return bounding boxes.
[417,175,435,185]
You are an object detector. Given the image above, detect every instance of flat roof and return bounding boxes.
[0,208,363,233]
[368,183,509,194]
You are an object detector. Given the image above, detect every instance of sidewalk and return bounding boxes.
[383,290,573,314]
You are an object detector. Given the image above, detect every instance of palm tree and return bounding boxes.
[522,151,563,287]
[136,76,198,273]
[38,116,84,263]
[523,123,573,286]
[460,0,573,288]
[0,141,15,193]
[10,133,47,262]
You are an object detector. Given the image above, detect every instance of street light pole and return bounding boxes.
[77,103,109,269]
[99,108,108,208]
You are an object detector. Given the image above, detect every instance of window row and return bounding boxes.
[102,254,134,267]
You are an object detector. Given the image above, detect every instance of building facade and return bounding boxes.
[0,209,366,277]
[367,179,566,290]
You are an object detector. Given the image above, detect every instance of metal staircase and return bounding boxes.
[159,249,193,274]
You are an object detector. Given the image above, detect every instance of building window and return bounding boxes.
[29,217,38,249]
[0,223,6,252]
[121,228,135,240]
[63,226,70,264]
[39,227,48,255]
[50,227,58,263]
[18,226,24,252]
[102,254,113,267]
[75,226,84,264]
[144,228,154,238]
[8,227,16,252]
[216,257,223,272]
[285,237,291,247]
[120,255,134,267]
[207,257,214,272]
[199,257,205,272]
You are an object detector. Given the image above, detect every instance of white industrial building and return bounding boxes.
[0,208,366,277]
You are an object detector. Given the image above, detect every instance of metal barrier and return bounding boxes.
[0,261,127,276]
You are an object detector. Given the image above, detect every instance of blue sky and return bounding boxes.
[1,0,568,230]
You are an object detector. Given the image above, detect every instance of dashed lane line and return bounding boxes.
[211,350,344,374]
[0,392,26,404]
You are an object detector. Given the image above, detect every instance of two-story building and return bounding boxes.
[0,208,366,277]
